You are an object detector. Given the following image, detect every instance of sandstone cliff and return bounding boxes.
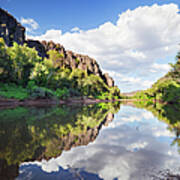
[0,8,115,88]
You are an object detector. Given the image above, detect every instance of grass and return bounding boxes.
[0,83,29,100]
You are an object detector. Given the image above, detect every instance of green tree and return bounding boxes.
[0,38,12,82]
[7,42,41,85]
[31,49,64,87]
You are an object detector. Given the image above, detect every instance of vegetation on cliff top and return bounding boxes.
[0,38,120,100]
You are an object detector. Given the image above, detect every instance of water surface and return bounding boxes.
[0,102,180,180]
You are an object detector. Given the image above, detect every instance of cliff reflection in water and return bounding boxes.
[0,102,120,180]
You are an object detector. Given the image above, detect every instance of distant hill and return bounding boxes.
[133,55,180,104]
[121,90,141,97]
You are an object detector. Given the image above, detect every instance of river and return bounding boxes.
[0,102,180,180]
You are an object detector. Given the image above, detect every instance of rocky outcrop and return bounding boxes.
[26,40,103,74]
[103,73,114,87]
[0,8,25,46]
[0,8,115,88]
[26,40,47,58]
[25,40,115,87]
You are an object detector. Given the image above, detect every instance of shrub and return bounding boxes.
[0,83,28,100]
[0,38,13,82]
[6,42,41,85]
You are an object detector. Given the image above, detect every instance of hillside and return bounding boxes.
[133,54,180,104]
[0,8,120,102]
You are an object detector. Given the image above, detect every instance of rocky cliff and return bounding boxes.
[0,8,25,46]
[26,40,115,87]
[0,8,115,88]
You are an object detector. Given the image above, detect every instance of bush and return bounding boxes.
[0,39,120,100]
[55,88,69,98]
[29,87,55,99]
[7,42,41,85]
[0,38,13,82]
[0,83,29,100]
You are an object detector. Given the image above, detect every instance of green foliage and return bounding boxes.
[47,49,64,63]
[132,51,180,104]
[31,49,65,87]
[75,57,80,64]
[29,87,56,99]
[168,58,180,80]
[55,88,69,98]
[0,107,29,121]
[132,99,180,154]
[0,38,13,82]
[7,42,41,85]
[0,38,120,100]
[0,38,41,85]
[32,62,120,99]
[0,103,120,165]
[0,83,29,100]
[97,101,121,113]
[27,81,54,98]
[95,87,120,100]
[133,90,154,100]
[133,79,180,104]
[0,82,69,100]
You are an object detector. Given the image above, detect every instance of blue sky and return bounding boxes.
[1,0,180,33]
[1,0,180,92]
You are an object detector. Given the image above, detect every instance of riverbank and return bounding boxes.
[0,97,123,107]
[0,96,167,108]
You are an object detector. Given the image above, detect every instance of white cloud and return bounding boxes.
[19,106,180,180]
[121,114,142,123]
[28,3,180,91]
[20,17,39,33]
[104,69,154,92]
[71,27,80,32]
[108,107,154,128]
[153,127,175,138]
[126,141,148,152]
[28,29,62,42]
[150,63,171,73]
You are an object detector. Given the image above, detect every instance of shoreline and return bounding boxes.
[0,97,121,107]
[0,97,164,108]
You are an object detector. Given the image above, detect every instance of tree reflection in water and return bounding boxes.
[0,102,120,180]
[131,100,180,179]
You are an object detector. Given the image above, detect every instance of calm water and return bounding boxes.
[0,102,180,180]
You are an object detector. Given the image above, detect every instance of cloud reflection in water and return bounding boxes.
[18,105,180,180]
